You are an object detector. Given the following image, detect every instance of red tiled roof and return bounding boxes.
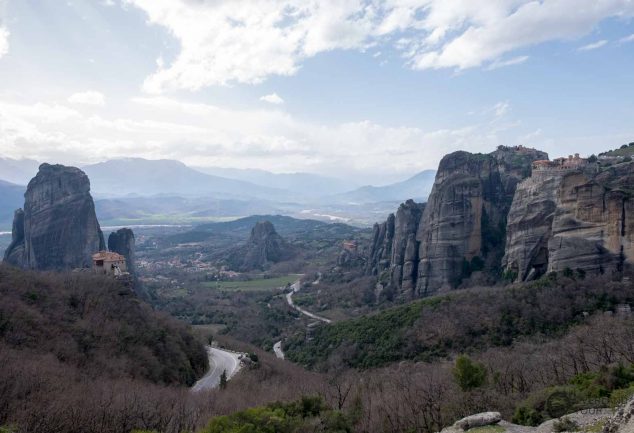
[92,251,125,262]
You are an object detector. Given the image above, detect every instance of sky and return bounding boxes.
[0,0,633,184]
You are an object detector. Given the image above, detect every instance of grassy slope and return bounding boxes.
[202,274,300,291]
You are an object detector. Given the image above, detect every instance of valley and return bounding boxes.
[3,3,634,432]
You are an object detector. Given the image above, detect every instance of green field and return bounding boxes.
[203,274,301,292]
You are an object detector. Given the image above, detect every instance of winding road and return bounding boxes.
[286,279,332,324]
[192,346,243,392]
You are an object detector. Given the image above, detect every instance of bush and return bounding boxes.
[553,417,579,432]
[453,355,487,391]
[609,386,634,407]
[200,397,351,433]
[512,406,543,426]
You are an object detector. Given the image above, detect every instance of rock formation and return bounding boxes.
[368,144,634,296]
[4,209,25,265]
[503,161,633,281]
[3,164,105,270]
[228,221,293,271]
[415,146,547,294]
[367,146,547,297]
[108,228,136,274]
[366,200,425,294]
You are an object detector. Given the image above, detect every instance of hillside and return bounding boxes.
[0,158,40,185]
[599,142,634,158]
[171,214,366,244]
[331,169,436,204]
[0,179,24,229]
[193,166,358,196]
[285,272,634,370]
[83,158,290,201]
[0,264,207,385]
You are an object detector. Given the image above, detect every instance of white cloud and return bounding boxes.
[619,33,634,43]
[68,91,106,106]
[123,0,634,91]
[0,27,8,59]
[486,55,529,71]
[493,101,510,118]
[0,95,519,182]
[260,93,284,104]
[578,39,608,51]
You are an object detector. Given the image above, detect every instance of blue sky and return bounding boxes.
[0,0,633,184]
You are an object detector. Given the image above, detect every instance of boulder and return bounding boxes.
[453,412,502,431]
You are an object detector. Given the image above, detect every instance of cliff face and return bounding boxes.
[366,200,425,295]
[228,221,293,271]
[366,146,546,297]
[503,162,634,280]
[415,146,547,294]
[108,228,136,273]
[3,164,105,270]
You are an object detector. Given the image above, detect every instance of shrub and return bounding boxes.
[512,406,543,426]
[609,386,634,408]
[553,417,579,432]
[200,397,351,433]
[453,355,487,391]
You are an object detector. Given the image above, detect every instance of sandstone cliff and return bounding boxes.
[367,146,547,297]
[415,146,547,294]
[503,161,633,281]
[227,221,294,271]
[3,164,105,270]
[366,200,425,295]
[108,228,136,273]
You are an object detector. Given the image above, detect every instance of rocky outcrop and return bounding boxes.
[3,209,25,264]
[368,146,546,297]
[108,228,136,274]
[228,221,293,271]
[415,146,547,294]
[3,164,105,270]
[604,396,634,433]
[454,412,502,430]
[504,161,633,281]
[366,200,425,296]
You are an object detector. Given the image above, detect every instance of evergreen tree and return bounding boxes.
[219,369,228,390]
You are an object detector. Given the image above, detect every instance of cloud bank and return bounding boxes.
[125,0,634,92]
[0,95,517,182]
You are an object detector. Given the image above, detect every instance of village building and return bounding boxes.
[532,153,589,172]
[92,251,128,276]
[342,240,358,252]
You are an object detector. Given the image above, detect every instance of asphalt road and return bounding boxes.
[286,280,332,324]
[192,346,242,392]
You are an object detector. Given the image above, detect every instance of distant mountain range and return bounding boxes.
[0,180,24,228]
[0,158,40,185]
[0,156,436,227]
[82,158,290,200]
[330,170,436,204]
[192,166,358,196]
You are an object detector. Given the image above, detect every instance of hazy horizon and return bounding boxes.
[0,0,633,185]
